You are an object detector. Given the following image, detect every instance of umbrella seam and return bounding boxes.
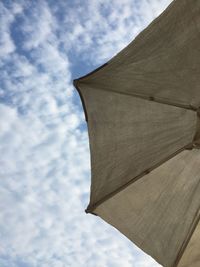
[85,142,193,214]
[172,208,200,267]
[75,81,197,112]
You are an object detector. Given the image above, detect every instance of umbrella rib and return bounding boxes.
[172,208,200,267]
[93,88,197,112]
[74,80,197,114]
[74,82,89,122]
[85,142,193,214]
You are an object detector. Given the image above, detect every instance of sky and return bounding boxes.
[0,0,172,266]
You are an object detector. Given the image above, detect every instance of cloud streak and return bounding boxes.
[0,0,172,266]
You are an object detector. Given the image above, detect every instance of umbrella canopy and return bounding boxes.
[73,0,200,266]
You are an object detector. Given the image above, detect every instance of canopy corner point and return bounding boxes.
[73,78,79,88]
[85,207,98,216]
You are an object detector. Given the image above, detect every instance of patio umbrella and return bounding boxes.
[73,0,200,266]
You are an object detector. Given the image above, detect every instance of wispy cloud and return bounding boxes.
[0,0,171,266]
[0,2,23,57]
[58,0,171,64]
[20,1,56,50]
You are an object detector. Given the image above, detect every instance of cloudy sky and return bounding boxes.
[0,1,172,266]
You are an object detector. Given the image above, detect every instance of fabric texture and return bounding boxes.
[74,0,200,266]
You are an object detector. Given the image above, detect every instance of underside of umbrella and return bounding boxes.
[73,0,200,266]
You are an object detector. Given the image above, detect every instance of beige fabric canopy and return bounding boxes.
[73,0,200,266]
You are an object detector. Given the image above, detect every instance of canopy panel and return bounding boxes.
[94,149,200,267]
[79,0,200,109]
[79,85,196,208]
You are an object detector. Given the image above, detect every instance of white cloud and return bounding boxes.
[20,1,56,50]
[0,0,171,266]
[0,2,24,58]
[59,0,172,64]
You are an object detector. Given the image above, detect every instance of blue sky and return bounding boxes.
[0,1,172,266]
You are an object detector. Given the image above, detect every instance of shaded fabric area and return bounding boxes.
[74,0,200,266]
[94,150,200,267]
[80,86,196,207]
[178,217,200,267]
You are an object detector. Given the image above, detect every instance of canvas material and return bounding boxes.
[74,0,200,266]
[178,219,200,267]
[94,150,200,267]
[80,86,196,208]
